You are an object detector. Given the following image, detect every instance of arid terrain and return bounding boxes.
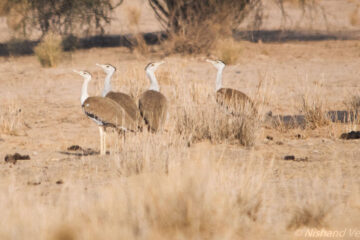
[0,0,360,239]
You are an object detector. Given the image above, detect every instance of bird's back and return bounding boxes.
[138,90,168,132]
[106,91,140,122]
[83,96,137,131]
[216,88,256,115]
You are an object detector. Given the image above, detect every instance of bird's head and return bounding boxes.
[73,70,92,80]
[145,61,165,73]
[206,59,226,70]
[96,63,116,75]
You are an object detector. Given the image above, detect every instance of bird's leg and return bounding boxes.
[99,127,104,155]
[123,131,126,145]
[103,130,107,155]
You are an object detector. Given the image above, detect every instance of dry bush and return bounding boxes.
[34,32,63,67]
[1,0,123,37]
[126,6,149,56]
[161,20,223,54]
[176,93,260,146]
[151,0,260,54]
[350,4,360,26]
[301,96,329,129]
[0,102,24,136]
[299,78,329,129]
[149,0,259,33]
[126,6,141,27]
[214,38,242,65]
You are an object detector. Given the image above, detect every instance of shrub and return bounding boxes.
[34,32,63,67]
[0,102,24,136]
[176,101,260,147]
[1,0,123,37]
[150,0,260,54]
[301,96,329,129]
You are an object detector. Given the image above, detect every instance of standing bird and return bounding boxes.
[74,70,136,155]
[96,63,140,125]
[138,61,168,132]
[206,59,257,115]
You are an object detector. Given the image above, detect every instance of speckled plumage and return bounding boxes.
[138,90,168,132]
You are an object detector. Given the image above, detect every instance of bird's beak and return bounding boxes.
[156,61,165,66]
[96,63,106,69]
[206,59,216,64]
[73,69,81,74]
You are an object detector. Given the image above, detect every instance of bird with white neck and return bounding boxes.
[138,61,168,132]
[96,63,140,125]
[206,59,257,116]
[73,69,136,155]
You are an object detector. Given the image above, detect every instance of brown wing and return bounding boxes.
[106,91,140,122]
[82,96,137,131]
[138,90,168,132]
[216,88,257,115]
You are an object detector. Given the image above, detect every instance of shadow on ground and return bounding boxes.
[58,145,101,157]
[0,31,167,57]
[266,110,359,129]
[1,30,360,57]
[233,30,360,43]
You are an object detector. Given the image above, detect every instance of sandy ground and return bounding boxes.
[0,39,359,179]
[0,1,360,239]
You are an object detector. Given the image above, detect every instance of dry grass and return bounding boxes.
[301,95,329,129]
[161,20,224,55]
[0,40,360,240]
[348,95,360,110]
[0,101,24,136]
[0,140,358,239]
[299,78,330,129]
[350,5,360,26]
[176,102,260,146]
[34,32,63,67]
[126,6,149,56]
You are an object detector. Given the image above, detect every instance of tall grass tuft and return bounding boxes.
[0,102,24,136]
[34,32,63,67]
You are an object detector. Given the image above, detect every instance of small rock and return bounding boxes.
[56,180,64,185]
[284,155,295,160]
[295,134,302,139]
[67,145,83,151]
[276,141,284,145]
[340,131,360,140]
[27,181,41,186]
[266,136,273,141]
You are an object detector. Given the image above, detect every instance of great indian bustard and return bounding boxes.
[206,59,257,116]
[96,63,140,127]
[138,61,168,132]
[74,70,136,155]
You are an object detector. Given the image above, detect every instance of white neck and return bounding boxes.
[215,67,224,92]
[146,70,159,91]
[81,77,91,105]
[102,71,114,97]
